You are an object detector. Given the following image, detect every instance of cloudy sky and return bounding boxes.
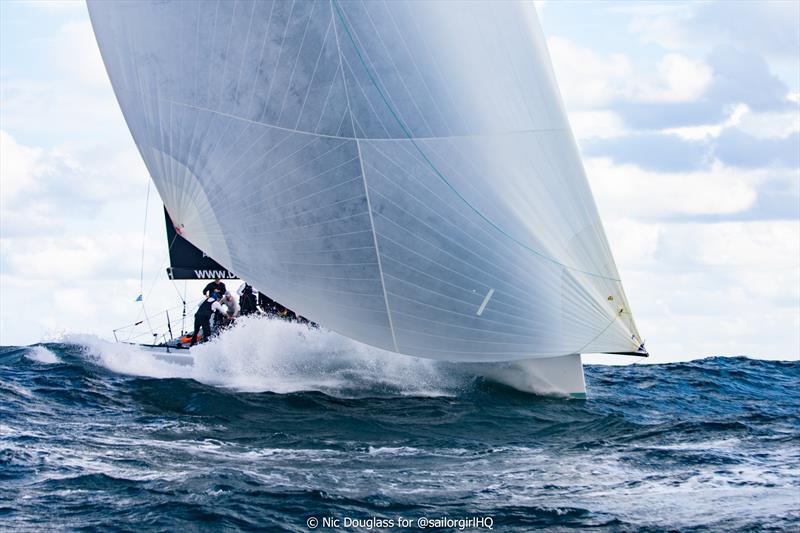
[1,0,798,363]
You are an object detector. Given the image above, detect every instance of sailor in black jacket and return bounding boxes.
[190,296,224,346]
[202,277,226,300]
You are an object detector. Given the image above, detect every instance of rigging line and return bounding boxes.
[574,307,633,355]
[330,0,620,282]
[182,280,187,335]
[136,180,154,340]
[138,179,152,297]
[128,232,182,341]
[169,273,185,303]
[115,302,188,331]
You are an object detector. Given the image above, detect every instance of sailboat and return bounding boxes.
[89,0,647,397]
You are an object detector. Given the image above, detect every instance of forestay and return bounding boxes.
[88,0,645,361]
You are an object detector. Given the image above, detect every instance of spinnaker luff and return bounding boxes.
[89,1,646,384]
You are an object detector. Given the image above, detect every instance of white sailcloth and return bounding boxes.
[88,0,644,361]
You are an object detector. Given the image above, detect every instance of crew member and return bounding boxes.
[220,291,240,323]
[203,277,226,300]
[238,283,258,316]
[190,296,224,346]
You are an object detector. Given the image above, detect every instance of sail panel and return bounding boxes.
[89,0,644,361]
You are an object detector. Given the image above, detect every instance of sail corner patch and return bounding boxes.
[476,288,495,316]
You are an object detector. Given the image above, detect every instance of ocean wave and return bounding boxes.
[1,335,798,531]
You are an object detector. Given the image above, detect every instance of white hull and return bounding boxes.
[470,354,586,398]
[130,341,586,397]
[132,344,194,366]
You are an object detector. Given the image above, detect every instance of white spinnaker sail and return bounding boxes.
[88,0,644,361]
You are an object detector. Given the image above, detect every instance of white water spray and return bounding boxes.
[68,316,472,396]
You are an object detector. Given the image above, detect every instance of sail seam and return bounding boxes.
[357,140,400,352]
[332,0,399,352]
[114,85,570,142]
[330,0,620,282]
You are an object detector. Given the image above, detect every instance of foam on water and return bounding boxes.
[68,316,471,396]
[24,345,61,364]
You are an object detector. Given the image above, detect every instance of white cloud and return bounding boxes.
[648,53,713,103]
[735,106,800,140]
[0,130,41,202]
[629,0,800,62]
[605,218,662,269]
[548,36,633,109]
[585,157,761,220]
[663,103,747,141]
[569,111,628,141]
[629,7,696,51]
[0,78,124,145]
[0,128,179,345]
[599,219,800,363]
[3,234,147,281]
[653,221,800,311]
[667,221,799,270]
[53,20,111,89]
[0,18,122,146]
[0,130,148,238]
[1,130,82,236]
[625,277,798,362]
[23,0,84,12]
[53,287,100,319]
[548,37,713,110]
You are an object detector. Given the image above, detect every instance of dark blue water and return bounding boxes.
[1,334,798,531]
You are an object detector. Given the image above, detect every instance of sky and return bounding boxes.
[0,0,798,364]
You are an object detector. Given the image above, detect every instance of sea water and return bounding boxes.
[1,317,798,531]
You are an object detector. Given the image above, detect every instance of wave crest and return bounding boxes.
[24,346,62,364]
